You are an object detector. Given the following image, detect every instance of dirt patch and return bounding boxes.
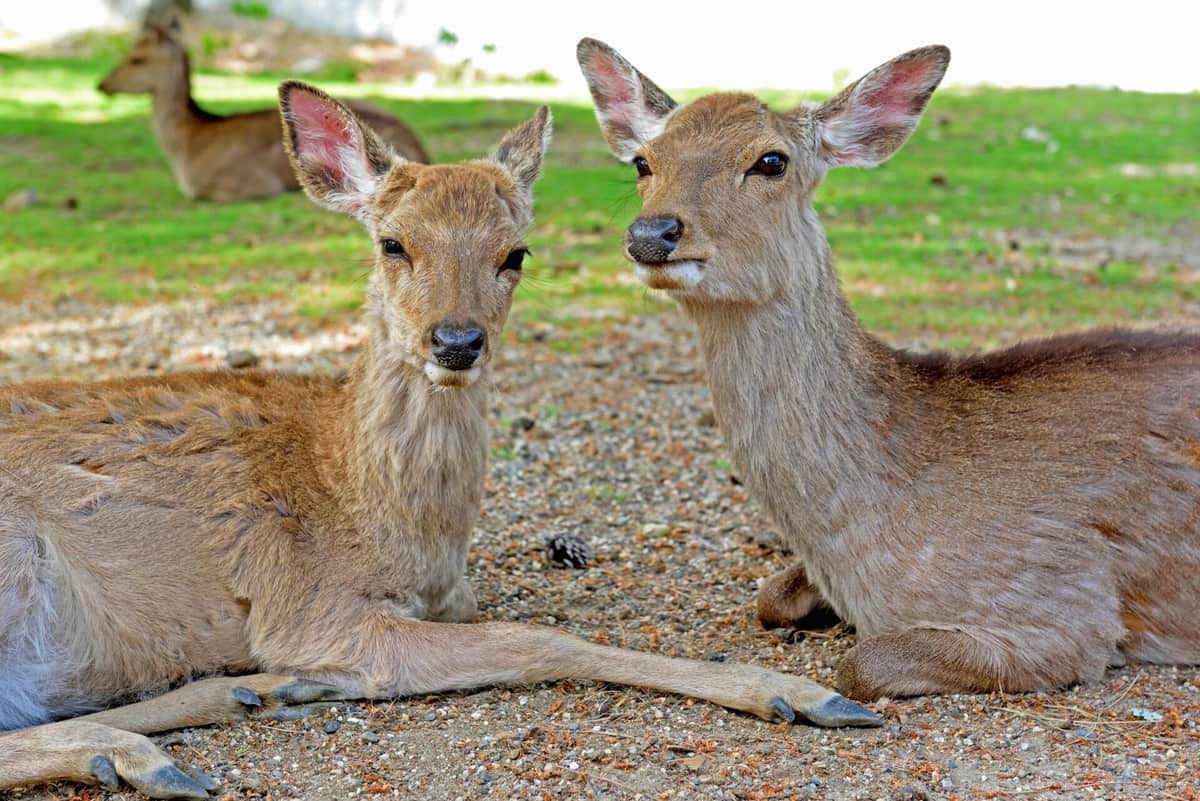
[3,300,1198,801]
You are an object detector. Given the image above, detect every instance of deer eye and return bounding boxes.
[632,156,652,178]
[380,238,408,259]
[747,152,788,177]
[499,248,529,274]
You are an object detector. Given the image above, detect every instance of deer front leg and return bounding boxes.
[0,720,214,799]
[0,675,345,798]
[285,618,882,728]
[757,560,832,629]
[834,627,1093,701]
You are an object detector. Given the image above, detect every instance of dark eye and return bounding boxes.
[632,156,652,178]
[748,152,788,177]
[499,248,529,274]
[380,238,407,259]
[129,57,146,66]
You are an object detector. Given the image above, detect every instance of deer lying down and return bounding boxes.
[577,40,1200,701]
[97,24,428,201]
[0,83,880,799]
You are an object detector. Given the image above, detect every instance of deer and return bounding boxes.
[577,39,1200,702]
[97,22,428,201]
[0,80,883,799]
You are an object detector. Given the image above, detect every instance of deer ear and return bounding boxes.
[814,45,949,168]
[278,80,398,219]
[494,105,552,194]
[576,38,676,162]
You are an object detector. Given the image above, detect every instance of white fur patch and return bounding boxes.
[423,362,481,387]
[635,260,704,291]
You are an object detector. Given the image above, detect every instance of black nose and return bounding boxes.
[431,323,485,371]
[627,216,683,265]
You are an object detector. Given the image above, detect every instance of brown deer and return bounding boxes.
[0,81,880,799]
[97,23,428,201]
[577,39,1200,701]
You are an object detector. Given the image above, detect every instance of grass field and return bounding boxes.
[2,50,1198,349]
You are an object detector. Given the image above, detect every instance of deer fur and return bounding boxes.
[97,24,428,201]
[577,39,1200,701]
[0,81,880,799]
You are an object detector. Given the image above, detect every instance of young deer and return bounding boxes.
[97,24,428,201]
[0,82,880,798]
[577,40,1200,701]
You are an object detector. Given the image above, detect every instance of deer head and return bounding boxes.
[278,81,551,387]
[97,22,188,96]
[577,39,949,306]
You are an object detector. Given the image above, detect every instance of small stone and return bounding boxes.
[226,349,259,369]
[324,720,340,734]
[424,712,437,721]
[567,722,581,732]
[697,410,717,427]
[510,416,535,435]
[478,771,494,784]
[362,729,380,743]
[640,523,670,538]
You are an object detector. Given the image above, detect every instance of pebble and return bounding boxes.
[225,348,260,369]
[362,729,380,743]
[323,720,340,734]
[640,523,671,537]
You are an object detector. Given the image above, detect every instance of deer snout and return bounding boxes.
[627,216,683,264]
[431,322,486,371]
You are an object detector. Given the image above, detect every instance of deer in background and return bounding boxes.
[577,39,1200,701]
[97,22,428,200]
[0,82,880,799]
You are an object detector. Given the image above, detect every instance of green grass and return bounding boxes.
[2,50,1199,348]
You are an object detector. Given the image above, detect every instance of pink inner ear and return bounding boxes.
[861,59,935,119]
[287,89,357,179]
[586,56,636,127]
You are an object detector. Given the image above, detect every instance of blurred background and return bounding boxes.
[1,0,1198,377]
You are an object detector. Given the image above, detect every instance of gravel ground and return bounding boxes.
[2,300,1198,801]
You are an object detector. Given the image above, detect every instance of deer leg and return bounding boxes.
[835,627,1079,701]
[756,560,832,630]
[0,719,214,799]
[282,619,883,728]
[0,674,345,798]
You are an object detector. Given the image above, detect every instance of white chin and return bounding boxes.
[635,260,703,291]
[423,362,481,387]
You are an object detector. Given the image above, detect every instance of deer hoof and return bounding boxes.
[768,696,796,723]
[90,755,121,790]
[131,763,214,799]
[231,686,262,708]
[802,694,883,728]
[269,679,343,704]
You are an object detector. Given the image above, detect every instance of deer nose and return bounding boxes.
[627,216,683,265]
[431,322,486,371]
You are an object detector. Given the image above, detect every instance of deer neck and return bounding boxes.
[148,54,210,163]
[331,306,490,591]
[679,207,905,565]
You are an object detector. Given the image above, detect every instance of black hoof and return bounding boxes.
[263,700,339,722]
[90,754,120,790]
[270,679,343,704]
[231,686,262,707]
[768,696,796,723]
[804,694,884,728]
[134,763,213,799]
